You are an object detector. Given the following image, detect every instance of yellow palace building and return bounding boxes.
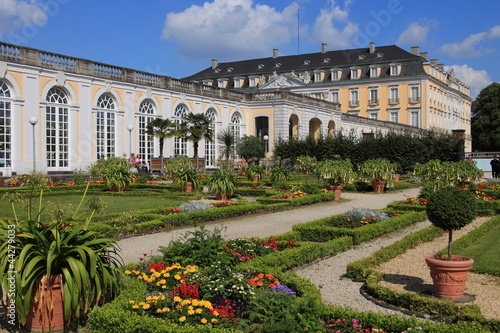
[0,41,471,176]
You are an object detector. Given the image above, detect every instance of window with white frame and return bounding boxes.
[138,100,155,164]
[410,84,420,102]
[369,110,378,120]
[369,87,378,105]
[330,69,340,81]
[314,71,322,82]
[234,78,241,88]
[410,109,420,127]
[174,104,188,156]
[96,94,116,160]
[230,112,242,150]
[390,63,400,76]
[369,66,379,78]
[389,109,399,123]
[204,108,217,167]
[350,67,359,79]
[46,87,69,168]
[389,85,399,104]
[331,90,339,103]
[349,89,359,106]
[249,77,256,87]
[0,81,12,168]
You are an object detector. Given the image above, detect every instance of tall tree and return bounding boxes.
[471,82,500,151]
[178,113,214,158]
[145,118,176,157]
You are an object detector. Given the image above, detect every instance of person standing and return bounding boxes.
[490,156,500,178]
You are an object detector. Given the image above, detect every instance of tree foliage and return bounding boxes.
[471,82,500,151]
[236,135,265,164]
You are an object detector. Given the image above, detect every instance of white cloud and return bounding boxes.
[0,0,48,37]
[396,22,431,45]
[439,25,500,58]
[445,64,492,99]
[162,0,299,61]
[310,0,358,48]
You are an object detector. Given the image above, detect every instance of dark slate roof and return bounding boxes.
[183,45,427,83]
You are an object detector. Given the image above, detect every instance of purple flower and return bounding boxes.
[270,284,296,297]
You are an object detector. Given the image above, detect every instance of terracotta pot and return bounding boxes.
[394,174,400,181]
[252,175,260,183]
[371,181,386,193]
[26,275,64,332]
[215,192,228,200]
[328,185,344,201]
[185,182,193,192]
[425,255,474,299]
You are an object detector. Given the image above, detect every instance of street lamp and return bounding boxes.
[127,124,134,158]
[29,117,38,171]
[263,135,269,154]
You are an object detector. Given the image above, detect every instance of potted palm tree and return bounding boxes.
[246,165,265,182]
[0,177,121,331]
[173,169,201,192]
[208,169,236,200]
[270,166,293,184]
[316,159,356,200]
[358,158,397,193]
[217,127,236,170]
[89,156,131,192]
[145,117,177,172]
[425,186,477,299]
[177,113,214,171]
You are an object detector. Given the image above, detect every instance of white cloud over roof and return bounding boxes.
[396,21,432,45]
[161,0,299,60]
[439,25,500,58]
[445,64,491,99]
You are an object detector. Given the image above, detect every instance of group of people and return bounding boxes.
[491,156,500,178]
[128,153,149,173]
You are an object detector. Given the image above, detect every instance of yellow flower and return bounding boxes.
[132,305,139,309]
[162,307,170,312]
[179,316,186,322]
[195,308,203,314]
[142,304,151,310]
[124,270,131,274]
[211,318,218,323]
[200,318,208,324]
[174,274,181,280]
[156,309,163,313]
[173,296,182,303]
[188,309,195,315]
[212,310,219,316]
[129,300,135,304]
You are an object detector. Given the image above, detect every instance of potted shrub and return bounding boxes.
[316,159,356,200]
[270,166,293,184]
[0,179,122,331]
[246,165,265,182]
[452,160,484,189]
[208,169,236,200]
[89,156,131,192]
[358,158,397,193]
[425,186,477,299]
[173,169,201,192]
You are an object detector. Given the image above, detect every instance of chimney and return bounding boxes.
[322,43,327,53]
[211,59,218,69]
[420,52,428,60]
[430,59,438,66]
[369,42,375,54]
[273,48,279,58]
[410,46,419,55]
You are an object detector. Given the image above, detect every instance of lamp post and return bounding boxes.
[127,124,134,158]
[263,134,269,154]
[29,117,38,172]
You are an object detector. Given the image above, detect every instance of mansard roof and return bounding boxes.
[183,45,427,85]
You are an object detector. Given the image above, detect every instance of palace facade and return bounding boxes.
[0,41,471,176]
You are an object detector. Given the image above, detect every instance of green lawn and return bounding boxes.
[0,195,186,221]
[456,222,500,276]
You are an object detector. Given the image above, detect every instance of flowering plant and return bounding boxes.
[324,318,386,332]
[161,207,181,215]
[327,208,399,229]
[248,273,280,288]
[271,190,307,199]
[124,263,198,293]
[399,196,428,205]
[212,201,232,208]
[474,190,499,201]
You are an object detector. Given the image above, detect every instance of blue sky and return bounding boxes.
[0,0,499,98]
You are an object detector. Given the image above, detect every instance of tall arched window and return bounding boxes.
[138,99,155,164]
[46,87,69,168]
[230,112,242,149]
[96,94,116,159]
[204,108,217,167]
[0,81,11,169]
[174,103,188,156]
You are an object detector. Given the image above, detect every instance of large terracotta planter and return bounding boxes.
[371,181,386,193]
[425,255,474,299]
[215,192,228,200]
[328,185,344,201]
[185,182,194,192]
[26,275,64,332]
[252,175,260,183]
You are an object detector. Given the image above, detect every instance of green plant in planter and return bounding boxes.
[315,159,356,186]
[173,169,201,191]
[0,178,122,327]
[426,186,477,260]
[88,156,131,191]
[246,165,265,181]
[358,158,397,181]
[208,169,236,198]
[163,156,193,179]
[270,166,292,184]
[451,160,484,186]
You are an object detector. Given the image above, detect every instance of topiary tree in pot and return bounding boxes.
[425,185,477,299]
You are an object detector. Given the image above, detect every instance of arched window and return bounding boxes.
[289,114,299,139]
[204,108,217,167]
[230,112,242,147]
[96,94,116,159]
[138,99,155,164]
[174,103,188,156]
[0,81,12,168]
[46,87,69,168]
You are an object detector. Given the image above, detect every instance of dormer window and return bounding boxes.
[377,52,384,58]
[390,63,402,76]
[249,76,258,87]
[369,65,380,78]
[202,79,213,86]
[350,66,361,80]
[274,63,282,68]
[330,68,341,81]
[314,70,324,82]
[358,55,365,60]
[227,67,234,73]
[217,78,228,88]
[323,58,330,64]
[304,60,311,65]
[258,64,265,69]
